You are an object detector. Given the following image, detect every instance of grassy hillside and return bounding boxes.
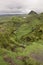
[0,12,43,65]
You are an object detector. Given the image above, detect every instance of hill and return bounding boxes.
[0,11,43,65]
[28,10,37,15]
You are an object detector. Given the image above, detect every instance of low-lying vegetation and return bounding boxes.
[0,11,43,65]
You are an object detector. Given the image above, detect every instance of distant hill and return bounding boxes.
[28,10,37,15]
[0,14,26,17]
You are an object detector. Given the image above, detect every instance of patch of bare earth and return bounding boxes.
[30,52,43,63]
[3,55,16,65]
[16,56,29,61]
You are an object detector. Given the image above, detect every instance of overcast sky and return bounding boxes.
[0,0,43,14]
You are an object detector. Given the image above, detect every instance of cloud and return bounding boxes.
[0,0,43,14]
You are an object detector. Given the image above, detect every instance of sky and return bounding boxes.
[0,0,43,14]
